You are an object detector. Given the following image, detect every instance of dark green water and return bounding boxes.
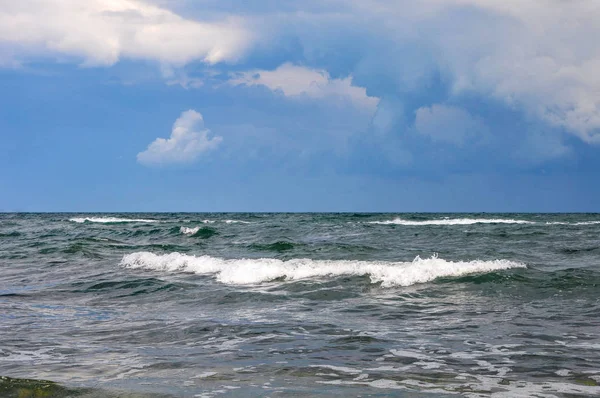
[1,213,599,397]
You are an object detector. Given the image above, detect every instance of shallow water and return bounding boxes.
[1,213,599,397]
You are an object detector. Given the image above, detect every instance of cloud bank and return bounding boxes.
[137,110,222,165]
[0,0,253,66]
[2,0,600,159]
[342,0,600,142]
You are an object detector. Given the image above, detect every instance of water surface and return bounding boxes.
[1,213,599,397]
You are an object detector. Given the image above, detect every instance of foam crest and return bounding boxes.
[180,226,201,235]
[120,253,525,287]
[546,221,600,225]
[195,220,248,224]
[368,218,533,226]
[70,217,158,223]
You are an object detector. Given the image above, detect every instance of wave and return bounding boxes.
[368,218,600,226]
[248,241,297,252]
[69,217,158,224]
[546,221,600,226]
[120,253,525,287]
[179,226,218,238]
[0,231,21,237]
[187,219,249,224]
[367,218,534,226]
[180,226,201,235]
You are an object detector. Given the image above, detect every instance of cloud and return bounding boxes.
[513,129,571,166]
[414,104,489,146]
[137,110,222,165]
[3,0,600,153]
[242,0,599,145]
[435,0,600,143]
[348,0,600,142]
[229,63,379,112]
[0,0,253,66]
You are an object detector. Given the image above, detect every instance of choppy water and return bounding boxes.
[1,213,600,397]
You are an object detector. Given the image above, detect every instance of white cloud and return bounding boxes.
[0,0,253,66]
[137,110,222,165]
[414,104,489,146]
[337,0,600,142]
[435,0,600,143]
[3,0,600,148]
[229,63,379,112]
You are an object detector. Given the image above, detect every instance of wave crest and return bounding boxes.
[70,217,158,223]
[368,218,534,226]
[546,221,600,226]
[179,226,218,238]
[180,226,201,235]
[120,252,525,287]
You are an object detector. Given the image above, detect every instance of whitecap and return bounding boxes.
[120,253,525,287]
[69,217,158,223]
[180,226,201,235]
[195,219,248,224]
[546,221,600,225]
[368,218,534,226]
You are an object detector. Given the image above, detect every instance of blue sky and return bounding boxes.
[1,0,600,212]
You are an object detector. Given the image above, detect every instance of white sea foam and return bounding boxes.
[194,219,248,224]
[120,253,525,287]
[369,218,600,226]
[546,221,600,225]
[180,226,201,235]
[70,217,158,223]
[368,218,534,226]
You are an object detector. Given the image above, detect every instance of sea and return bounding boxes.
[1,213,599,397]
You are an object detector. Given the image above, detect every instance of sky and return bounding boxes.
[1,0,600,212]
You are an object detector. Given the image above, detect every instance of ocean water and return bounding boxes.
[1,213,600,397]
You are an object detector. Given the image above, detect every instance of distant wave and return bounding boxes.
[120,252,525,287]
[546,221,600,226]
[367,218,600,226]
[193,220,250,224]
[367,218,534,226]
[70,217,158,223]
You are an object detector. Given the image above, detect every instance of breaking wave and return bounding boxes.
[180,226,201,235]
[367,218,534,226]
[179,226,218,238]
[120,252,525,287]
[369,218,600,226]
[69,217,158,224]
[192,220,250,224]
[546,221,600,226]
